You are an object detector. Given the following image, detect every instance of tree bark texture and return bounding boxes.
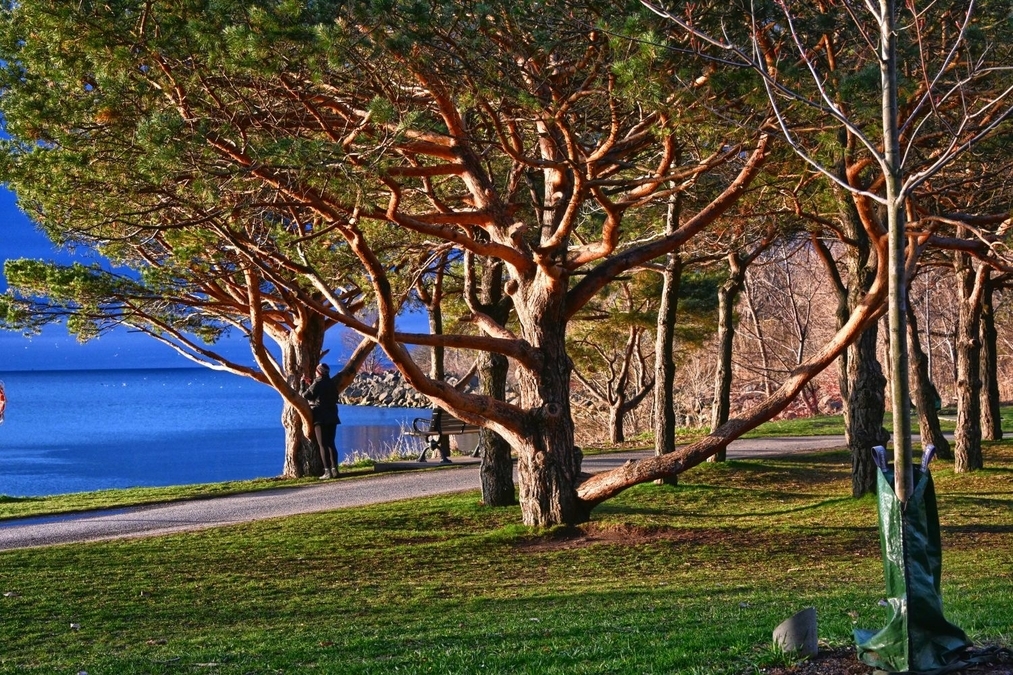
[653,251,681,482]
[513,274,586,526]
[906,298,951,459]
[843,231,888,498]
[846,323,888,497]
[477,349,517,506]
[279,314,327,478]
[979,271,1002,442]
[953,248,985,472]
[472,255,517,506]
[709,254,749,461]
[608,405,626,444]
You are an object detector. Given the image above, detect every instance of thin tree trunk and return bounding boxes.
[709,256,746,461]
[653,250,681,484]
[906,296,951,459]
[979,270,1002,441]
[880,0,914,503]
[744,270,773,396]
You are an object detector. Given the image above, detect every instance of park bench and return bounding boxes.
[408,408,481,463]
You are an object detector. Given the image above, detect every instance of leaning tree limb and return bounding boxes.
[576,231,889,508]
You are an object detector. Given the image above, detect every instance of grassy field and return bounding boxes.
[1,442,1011,674]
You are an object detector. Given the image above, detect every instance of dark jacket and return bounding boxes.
[303,375,341,426]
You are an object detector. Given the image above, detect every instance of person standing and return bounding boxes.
[303,363,341,479]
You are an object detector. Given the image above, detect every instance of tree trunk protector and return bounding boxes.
[855,466,971,673]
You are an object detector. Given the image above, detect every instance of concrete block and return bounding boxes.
[773,607,818,657]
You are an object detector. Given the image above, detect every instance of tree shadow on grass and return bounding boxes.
[597,494,861,520]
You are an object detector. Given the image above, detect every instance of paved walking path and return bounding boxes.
[0,435,846,551]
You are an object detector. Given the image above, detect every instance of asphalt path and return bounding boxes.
[0,435,846,551]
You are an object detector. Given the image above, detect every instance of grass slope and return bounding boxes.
[1,444,1011,674]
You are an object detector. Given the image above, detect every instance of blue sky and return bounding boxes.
[0,187,421,372]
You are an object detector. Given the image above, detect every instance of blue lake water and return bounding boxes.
[0,368,423,497]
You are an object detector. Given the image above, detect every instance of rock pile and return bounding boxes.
[339,371,430,408]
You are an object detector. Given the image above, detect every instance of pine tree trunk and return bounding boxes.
[846,323,888,497]
[653,251,681,481]
[829,195,887,498]
[954,250,984,472]
[906,299,951,459]
[979,271,1002,441]
[513,276,585,527]
[713,277,737,435]
[476,256,517,507]
[279,315,326,478]
[709,260,745,462]
[477,349,516,506]
[609,404,625,444]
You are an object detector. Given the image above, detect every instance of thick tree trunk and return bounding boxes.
[513,277,585,527]
[654,251,681,481]
[280,402,316,477]
[477,349,516,506]
[279,315,326,478]
[608,404,626,444]
[953,249,985,472]
[979,271,1002,441]
[846,324,888,497]
[906,298,951,459]
[842,247,887,499]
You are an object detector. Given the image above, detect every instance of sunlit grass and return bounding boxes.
[1,444,1010,674]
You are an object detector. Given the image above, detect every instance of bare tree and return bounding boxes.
[709,223,776,461]
[571,281,656,444]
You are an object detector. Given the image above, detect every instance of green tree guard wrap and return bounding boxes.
[854,467,971,673]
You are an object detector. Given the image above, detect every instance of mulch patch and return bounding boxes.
[758,646,1013,675]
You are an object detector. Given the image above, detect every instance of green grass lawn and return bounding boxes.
[1,445,1011,674]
